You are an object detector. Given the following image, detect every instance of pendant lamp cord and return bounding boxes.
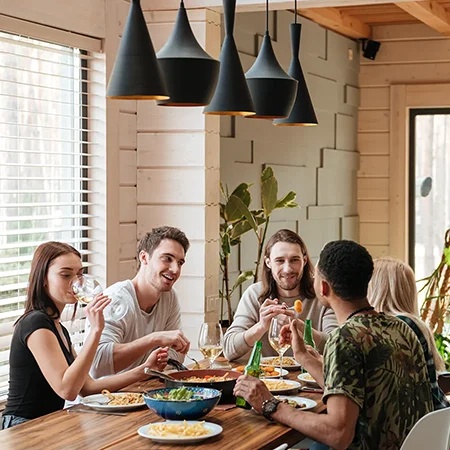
[266,0,269,36]
[294,0,297,24]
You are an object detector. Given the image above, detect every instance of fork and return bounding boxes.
[185,354,201,369]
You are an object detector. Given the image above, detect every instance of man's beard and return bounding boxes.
[277,274,301,292]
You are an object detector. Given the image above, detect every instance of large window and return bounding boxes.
[409,109,450,280]
[0,32,94,399]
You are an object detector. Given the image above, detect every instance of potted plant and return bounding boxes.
[219,167,298,326]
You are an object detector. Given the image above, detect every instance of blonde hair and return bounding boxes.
[368,256,445,372]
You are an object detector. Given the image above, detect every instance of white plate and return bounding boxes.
[262,379,301,393]
[138,421,223,443]
[297,373,320,386]
[261,368,289,378]
[81,393,145,412]
[260,357,302,370]
[275,396,317,411]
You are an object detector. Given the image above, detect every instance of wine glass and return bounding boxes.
[269,314,291,378]
[72,274,128,321]
[198,322,224,368]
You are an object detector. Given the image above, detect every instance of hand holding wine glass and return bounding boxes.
[269,314,291,378]
[198,322,224,368]
[72,274,129,321]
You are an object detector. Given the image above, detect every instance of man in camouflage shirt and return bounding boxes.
[234,240,433,450]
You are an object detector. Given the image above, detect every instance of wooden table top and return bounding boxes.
[1,366,325,450]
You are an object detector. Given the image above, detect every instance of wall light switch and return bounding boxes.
[348,48,354,61]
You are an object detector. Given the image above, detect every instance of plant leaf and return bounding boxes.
[222,233,231,257]
[444,248,450,267]
[224,194,245,223]
[227,195,258,232]
[275,191,298,209]
[261,166,273,182]
[231,183,252,207]
[231,270,254,293]
[261,169,278,216]
[220,182,227,200]
[231,220,253,240]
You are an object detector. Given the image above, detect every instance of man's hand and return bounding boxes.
[233,374,273,413]
[259,299,293,332]
[152,330,190,354]
[280,319,309,365]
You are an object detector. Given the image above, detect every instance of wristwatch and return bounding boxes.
[262,398,281,421]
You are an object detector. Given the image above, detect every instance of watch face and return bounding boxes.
[263,398,280,420]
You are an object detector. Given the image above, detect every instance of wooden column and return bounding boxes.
[137,8,221,354]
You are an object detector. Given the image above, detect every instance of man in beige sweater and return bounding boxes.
[224,229,337,362]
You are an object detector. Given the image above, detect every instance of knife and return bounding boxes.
[67,408,127,416]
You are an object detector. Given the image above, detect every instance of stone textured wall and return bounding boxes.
[221,10,361,310]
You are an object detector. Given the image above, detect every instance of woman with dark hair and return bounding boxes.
[224,230,337,361]
[1,242,168,429]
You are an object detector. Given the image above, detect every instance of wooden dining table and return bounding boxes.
[0,364,325,450]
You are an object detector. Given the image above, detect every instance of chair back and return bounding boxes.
[400,408,450,450]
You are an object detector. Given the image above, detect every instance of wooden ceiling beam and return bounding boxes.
[297,7,371,39]
[395,1,450,35]
[143,1,421,14]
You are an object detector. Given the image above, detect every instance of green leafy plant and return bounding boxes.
[419,229,450,368]
[219,167,298,324]
[219,182,255,325]
[435,333,450,370]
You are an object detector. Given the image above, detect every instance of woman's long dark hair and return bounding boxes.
[17,242,81,323]
[258,229,315,303]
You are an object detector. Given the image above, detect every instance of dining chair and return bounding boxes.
[272,444,289,450]
[400,408,450,450]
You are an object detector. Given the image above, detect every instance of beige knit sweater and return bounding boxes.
[223,282,338,362]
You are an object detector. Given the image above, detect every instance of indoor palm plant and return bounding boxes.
[420,228,450,369]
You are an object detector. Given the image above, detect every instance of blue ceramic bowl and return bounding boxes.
[143,387,222,420]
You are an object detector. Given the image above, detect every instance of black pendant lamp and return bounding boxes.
[274,2,318,126]
[204,0,255,116]
[156,1,220,106]
[245,0,298,119]
[106,0,168,100]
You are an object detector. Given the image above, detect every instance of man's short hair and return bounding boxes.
[137,226,190,269]
[318,240,373,301]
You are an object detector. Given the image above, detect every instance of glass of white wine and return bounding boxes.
[72,274,129,321]
[198,322,224,368]
[269,314,291,378]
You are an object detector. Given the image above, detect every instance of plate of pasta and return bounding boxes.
[260,356,302,370]
[262,379,301,393]
[81,390,145,411]
[297,372,320,386]
[138,420,223,443]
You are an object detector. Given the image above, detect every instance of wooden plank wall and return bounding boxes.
[221,11,361,311]
[358,23,450,260]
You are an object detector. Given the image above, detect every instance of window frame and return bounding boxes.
[408,107,450,270]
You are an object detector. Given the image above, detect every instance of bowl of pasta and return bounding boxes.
[162,369,240,404]
[144,387,221,420]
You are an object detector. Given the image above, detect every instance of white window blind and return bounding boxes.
[0,31,100,400]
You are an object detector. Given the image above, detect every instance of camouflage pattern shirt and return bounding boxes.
[323,313,433,450]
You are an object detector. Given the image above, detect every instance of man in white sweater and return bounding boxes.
[224,229,338,361]
[87,226,191,378]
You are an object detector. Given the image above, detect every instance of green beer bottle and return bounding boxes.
[236,341,263,409]
[303,319,315,348]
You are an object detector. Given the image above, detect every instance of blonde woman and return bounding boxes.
[368,256,449,410]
